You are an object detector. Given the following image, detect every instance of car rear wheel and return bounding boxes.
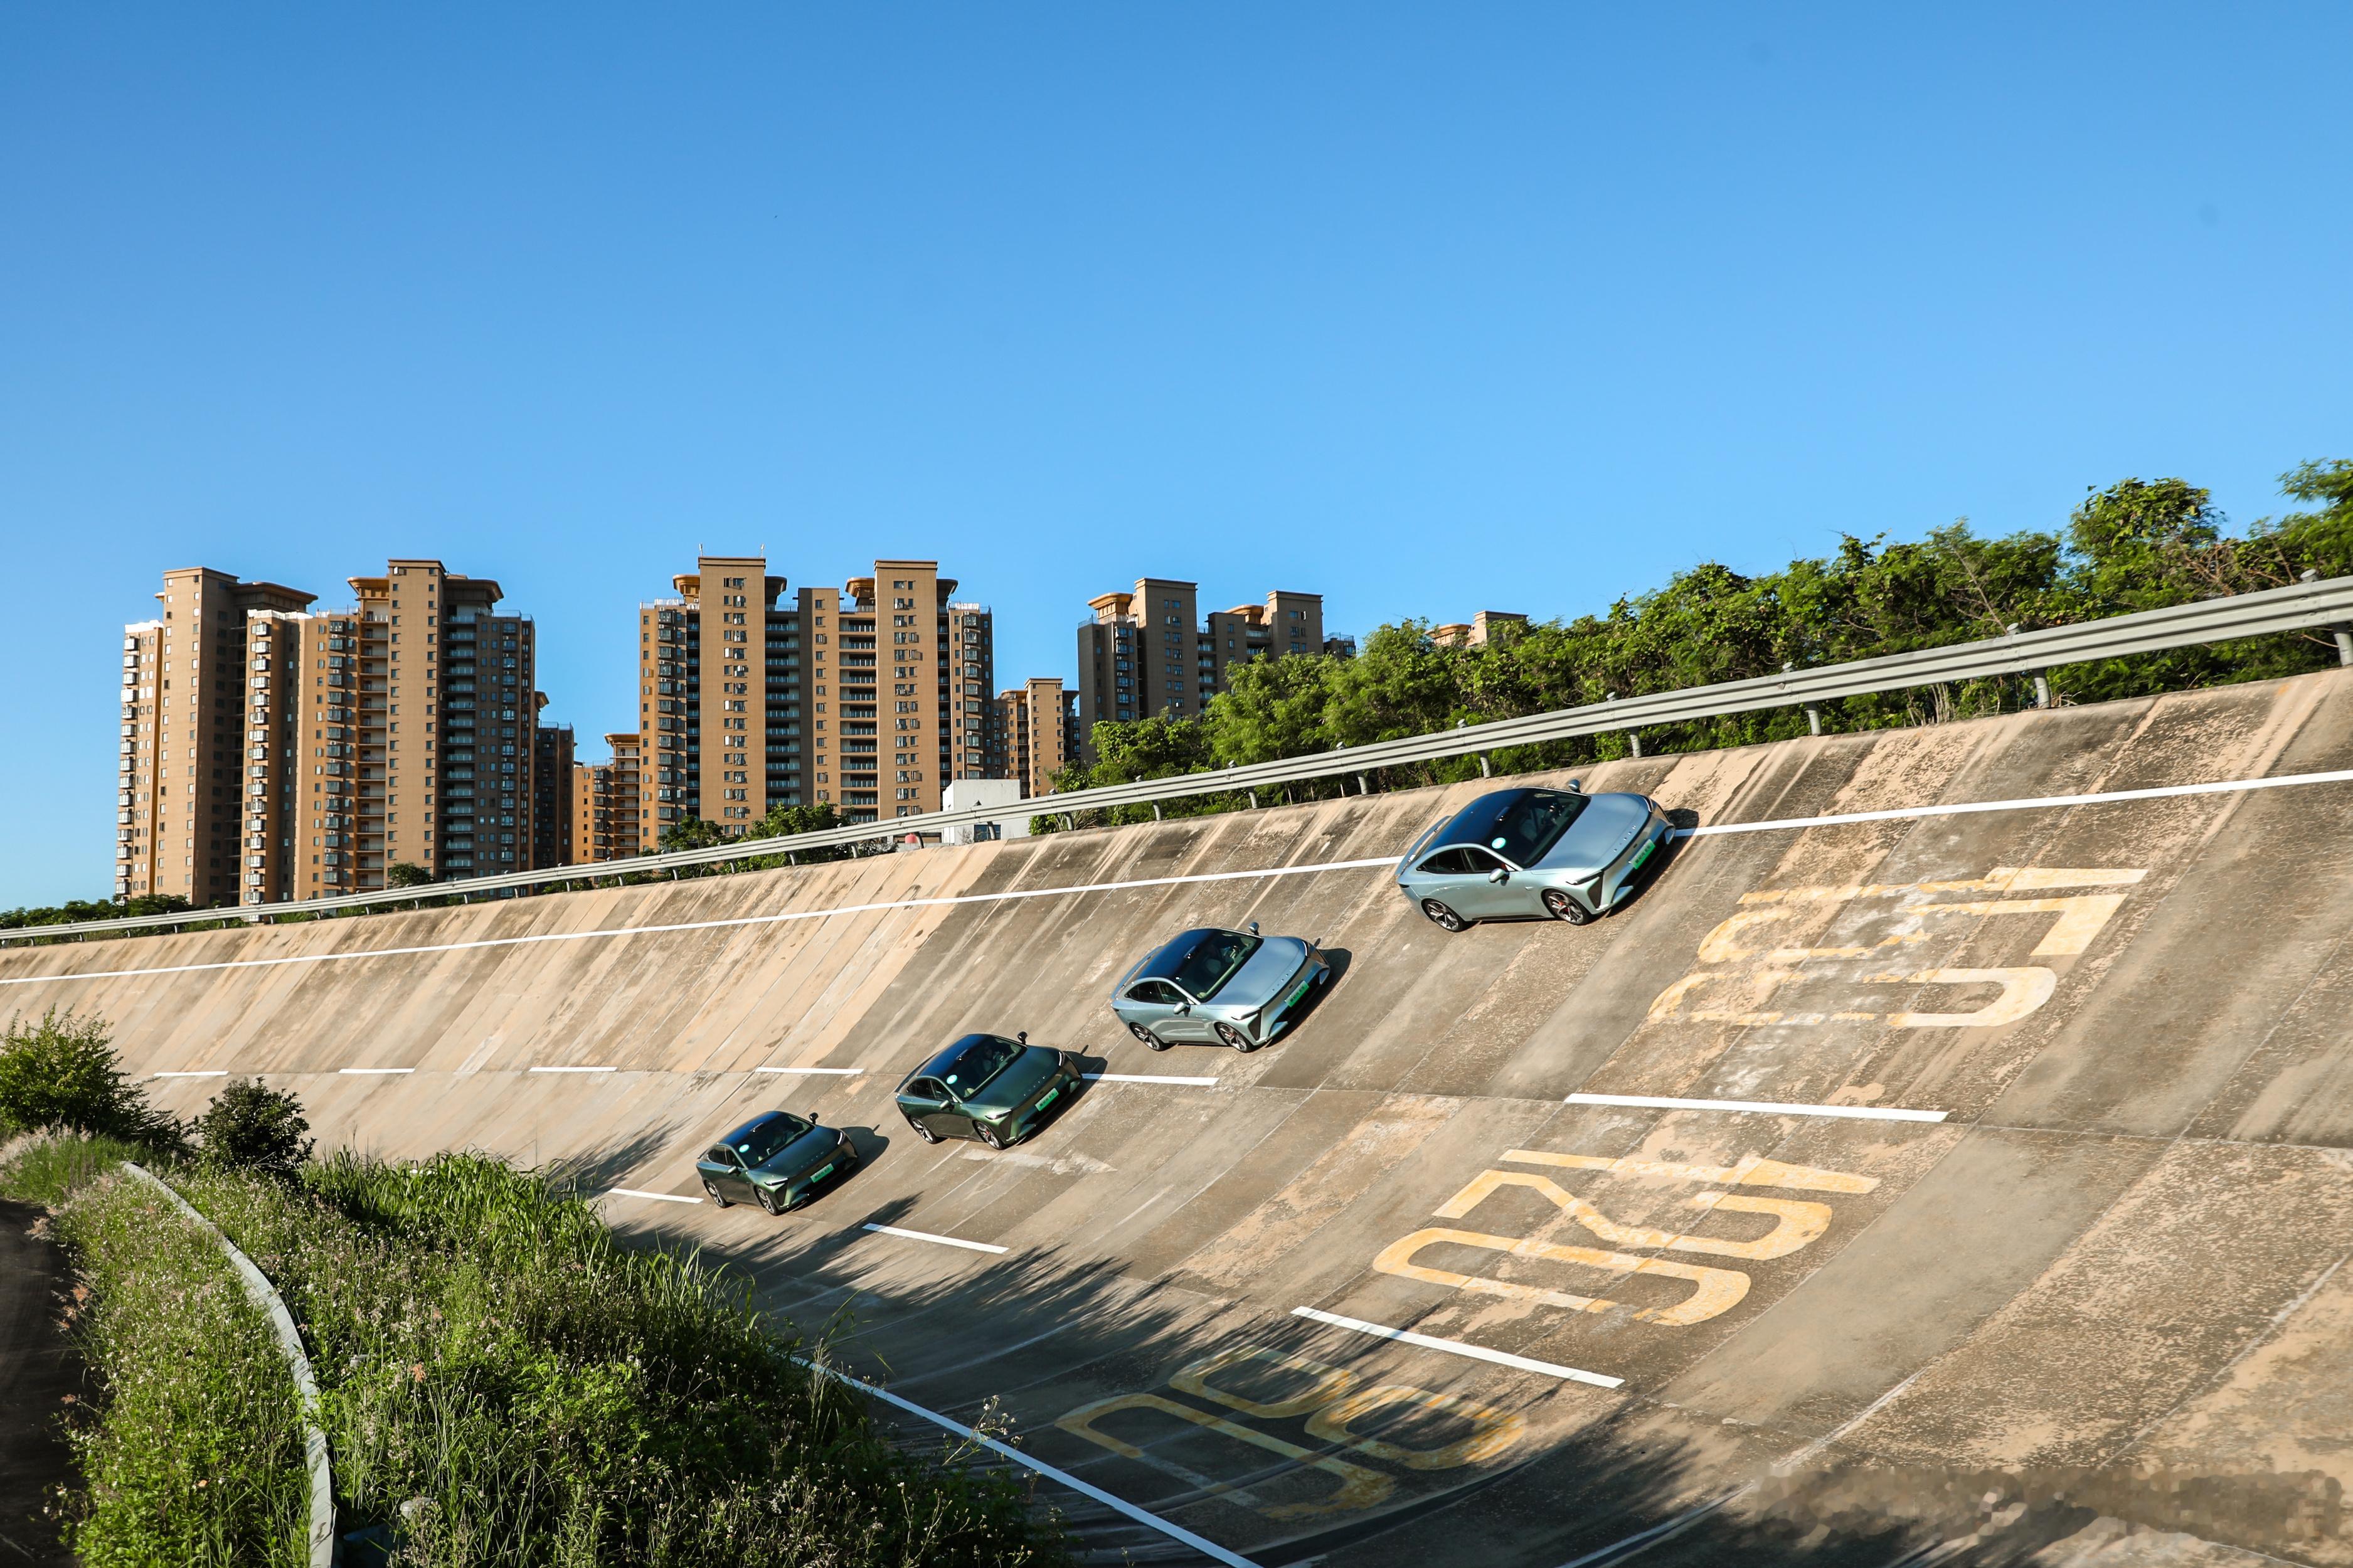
[1543,888,1595,926]
[1128,1020,1170,1051]
[755,1184,785,1216]
[703,1179,730,1209]
[910,1118,940,1144]
[977,1122,1007,1150]
[1420,898,1469,932]
[1214,1022,1257,1052]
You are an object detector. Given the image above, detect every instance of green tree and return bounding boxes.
[385,861,433,887]
[746,800,849,862]
[192,1078,314,1180]
[0,1009,181,1147]
[659,815,728,852]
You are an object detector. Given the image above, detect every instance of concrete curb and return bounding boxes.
[123,1163,335,1567]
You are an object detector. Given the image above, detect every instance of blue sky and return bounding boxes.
[3,5,2348,906]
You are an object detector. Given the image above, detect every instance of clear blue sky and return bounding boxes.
[3,5,2348,906]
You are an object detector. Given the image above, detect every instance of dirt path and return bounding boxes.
[0,1199,79,1567]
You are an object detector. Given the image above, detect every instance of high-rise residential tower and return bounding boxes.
[532,721,574,869]
[568,733,640,864]
[236,560,543,901]
[992,677,1070,797]
[637,554,994,842]
[117,568,316,907]
[1073,580,1324,763]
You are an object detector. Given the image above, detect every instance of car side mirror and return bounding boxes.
[1176,1002,1192,1015]
[1566,778,1583,793]
[1247,920,1260,936]
[1488,867,1509,884]
[1017,1030,1028,1044]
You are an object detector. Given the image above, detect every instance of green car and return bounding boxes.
[696,1110,859,1215]
[895,1032,1081,1150]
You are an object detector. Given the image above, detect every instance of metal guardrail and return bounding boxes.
[124,1163,337,1568]
[16,572,2353,946]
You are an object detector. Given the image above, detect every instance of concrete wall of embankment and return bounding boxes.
[9,670,2353,1565]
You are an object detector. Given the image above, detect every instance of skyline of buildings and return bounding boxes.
[115,554,1354,907]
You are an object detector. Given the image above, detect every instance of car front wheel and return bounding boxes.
[756,1184,786,1216]
[703,1179,730,1209]
[1420,898,1469,932]
[1214,1022,1256,1052]
[1543,889,1595,926]
[1127,1020,1170,1051]
[910,1118,940,1144]
[977,1122,1007,1150]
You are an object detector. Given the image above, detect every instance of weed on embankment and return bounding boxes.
[4,1137,1067,1568]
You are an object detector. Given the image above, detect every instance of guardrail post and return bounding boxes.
[2034,674,2053,709]
[1152,802,1162,820]
[1247,790,1258,808]
[1479,755,1490,776]
[2306,572,2353,664]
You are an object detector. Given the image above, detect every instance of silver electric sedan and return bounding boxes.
[1395,783,1674,931]
[1110,924,1332,1052]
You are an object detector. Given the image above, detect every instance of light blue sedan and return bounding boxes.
[1395,784,1674,931]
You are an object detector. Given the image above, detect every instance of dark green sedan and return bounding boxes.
[696,1110,859,1215]
[895,1032,1081,1150]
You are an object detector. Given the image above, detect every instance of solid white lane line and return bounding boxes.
[1292,1306,1624,1389]
[1674,765,2353,839]
[153,1069,228,1078]
[528,1065,617,1074]
[1083,1072,1221,1086]
[1566,1092,1948,1123]
[20,765,2353,991]
[860,1222,1008,1256]
[606,1188,702,1205]
[754,1065,864,1075]
[338,1067,414,1075]
[0,856,1394,987]
[795,1359,1262,1568]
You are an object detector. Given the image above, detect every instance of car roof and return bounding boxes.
[716,1110,795,1146]
[1427,788,1576,852]
[1131,928,1226,983]
[901,1032,1010,1088]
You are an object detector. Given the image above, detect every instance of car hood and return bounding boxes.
[962,1049,1063,1114]
[753,1126,842,1181]
[1537,793,1652,873]
[1213,936,1310,1010]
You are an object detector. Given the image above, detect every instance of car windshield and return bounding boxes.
[938,1035,1025,1097]
[731,1115,812,1167]
[1450,790,1588,866]
[1169,930,1262,1000]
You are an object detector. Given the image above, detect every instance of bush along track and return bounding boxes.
[4,1136,1068,1568]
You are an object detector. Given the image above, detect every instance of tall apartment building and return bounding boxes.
[117,568,317,907]
[1431,610,1527,648]
[1073,581,1323,763]
[568,733,640,864]
[234,561,543,901]
[636,554,994,841]
[532,721,574,869]
[992,677,1071,797]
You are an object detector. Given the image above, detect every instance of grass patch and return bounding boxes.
[48,1159,312,1567]
[189,1150,1066,1567]
[0,1131,154,1208]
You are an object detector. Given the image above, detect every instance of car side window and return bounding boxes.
[705,1146,735,1166]
[1129,980,1178,1005]
[1462,847,1509,873]
[903,1076,946,1103]
[1417,847,1474,875]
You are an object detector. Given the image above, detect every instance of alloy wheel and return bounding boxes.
[1129,1020,1169,1051]
[911,1120,940,1145]
[1543,889,1595,926]
[1420,898,1467,932]
[757,1184,785,1216]
[1216,1022,1257,1052]
[977,1123,1006,1150]
[703,1180,730,1209]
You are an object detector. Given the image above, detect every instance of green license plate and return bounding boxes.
[1286,976,1314,1005]
[1036,1088,1060,1111]
[1628,839,1656,871]
[810,1164,834,1182]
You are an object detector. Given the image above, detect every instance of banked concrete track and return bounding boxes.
[11,671,2353,1566]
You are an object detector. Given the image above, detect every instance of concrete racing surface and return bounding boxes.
[9,669,2353,1565]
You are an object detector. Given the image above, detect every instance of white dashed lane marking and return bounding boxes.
[1083,1073,1221,1086]
[606,1187,701,1205]
[860,1222,1007,1256]
[1292,1305,1624,1388]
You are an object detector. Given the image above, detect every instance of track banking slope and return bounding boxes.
[11,671,2353,1565]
